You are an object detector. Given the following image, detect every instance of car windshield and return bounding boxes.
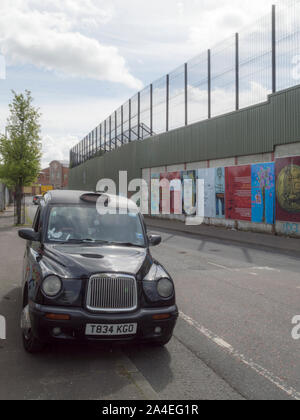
[46,205,146,247]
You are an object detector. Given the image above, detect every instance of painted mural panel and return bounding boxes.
[197,169,215,217]
[251,163,275,224]
[225,165,252,221]
[276,157,300,222]
[151,173,160,215]
[181,171,196,216]
[160,172,182,215]
[215,167,225,219]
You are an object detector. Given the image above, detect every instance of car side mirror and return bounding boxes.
[148,235,162,247]
[18,228,41,242]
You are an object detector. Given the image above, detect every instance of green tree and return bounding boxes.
[0,90,42,224]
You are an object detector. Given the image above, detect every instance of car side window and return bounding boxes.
[33,208,41,233]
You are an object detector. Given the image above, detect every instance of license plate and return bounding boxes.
[85,323,137,336]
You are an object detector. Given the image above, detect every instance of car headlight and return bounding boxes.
[42,276,62,297]
[157,278,174,298]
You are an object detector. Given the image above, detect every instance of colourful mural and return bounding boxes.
[276,157,300,222]
[150,173,160,215]
[225,165,252,221]
[148,156,300,227]
[197,169,215,217]
[160,172,182,215]
[215,167,225,219]
[251,163,275,224]
[181,171,196,216]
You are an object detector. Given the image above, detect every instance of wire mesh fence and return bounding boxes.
[70,0,300,168]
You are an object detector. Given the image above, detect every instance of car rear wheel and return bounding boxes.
[21,304,44,353]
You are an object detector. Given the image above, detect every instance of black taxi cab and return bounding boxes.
[18,190,178,352]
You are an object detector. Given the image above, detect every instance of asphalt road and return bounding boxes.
[0,202,300,400]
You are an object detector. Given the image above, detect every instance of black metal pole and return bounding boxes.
[166,74,169,132]
[121,105,124,144]
[129,99,132,142]
[272,4,276,94]
[138,92,141,140]
[95,127,98,153]
[208,49,211,119]
[235,33,239,111]
[99,124,102,151]
[92,130,94,156]
[150,83,153,135]
[185,62,188,126]
[115,110,117,146]
[109,116,112,151]
[104,120,107,153]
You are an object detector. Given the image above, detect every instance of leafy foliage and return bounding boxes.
[0,90,42,189]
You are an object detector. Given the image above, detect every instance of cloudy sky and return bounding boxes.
[0,0,286,167]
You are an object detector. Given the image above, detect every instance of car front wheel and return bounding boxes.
[21,304,44,353]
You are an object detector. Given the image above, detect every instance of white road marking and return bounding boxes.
[252,267,281,273]
[207,262,281,277]
[180,311,300,400]
[207,262,232,271]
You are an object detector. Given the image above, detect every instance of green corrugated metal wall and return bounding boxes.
[69,85,300,191]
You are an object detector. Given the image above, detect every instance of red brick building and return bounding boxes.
[38,168,50,186]
[49,160,69,189]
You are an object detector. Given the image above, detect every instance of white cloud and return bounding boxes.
[39,96,128,167]
[0,1,142,89]
[0,0,296,170]
[41,134,75,168]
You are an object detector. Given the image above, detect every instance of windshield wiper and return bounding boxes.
[59,239,109,245]
[107,242,146,248]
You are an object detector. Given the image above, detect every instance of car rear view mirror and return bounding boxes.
[18,229,41,242]
[148,235,162,247]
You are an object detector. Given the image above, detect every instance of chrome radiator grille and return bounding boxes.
[86,274,138,312]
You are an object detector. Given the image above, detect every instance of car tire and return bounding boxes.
[22,330,45,353]
[21,303,45,354]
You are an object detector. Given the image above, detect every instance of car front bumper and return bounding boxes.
[29,302,179,344]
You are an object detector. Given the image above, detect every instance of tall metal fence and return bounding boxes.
[70,1,300,168]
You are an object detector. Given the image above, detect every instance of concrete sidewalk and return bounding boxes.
[145,217,300,254]
[0,206,14,230]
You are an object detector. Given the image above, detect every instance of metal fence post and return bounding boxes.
[109,116,112,151]
[104,120,107,152]
[185,62,188,126]
[235,33,239,111]
[129,99,132,142]
[121,105,124,144]
[272,4,276,94]
[166,74,169,132]
[138,92,141,140]
[115,110,117,146]
[150,83,153,135]
[208,49,211,119]
[92,130,94,157]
